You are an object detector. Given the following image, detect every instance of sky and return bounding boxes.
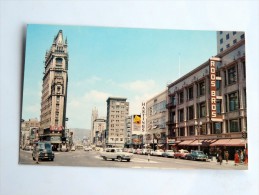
[22,24,217,129]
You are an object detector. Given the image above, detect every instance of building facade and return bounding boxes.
[93,118,106,147]
[20,118,40,148]
[167,37,246,159]
[145,90,168,150]
[106,97,129,148]
[91,107,98,144]
[124,114,142,148]
[217,31,245,53]
[39,30,69,150]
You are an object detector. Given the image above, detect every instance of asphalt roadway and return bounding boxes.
[19,149,247,170]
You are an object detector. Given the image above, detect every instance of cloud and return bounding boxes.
[119,79,157,92]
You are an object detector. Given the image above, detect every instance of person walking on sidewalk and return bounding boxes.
[224,150,229,164]
[218,150,223,165]
[234,150,239,166]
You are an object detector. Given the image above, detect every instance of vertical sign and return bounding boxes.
[141,102,146,133]
[209,57,221,121]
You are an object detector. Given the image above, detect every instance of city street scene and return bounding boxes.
[20,24,248,170]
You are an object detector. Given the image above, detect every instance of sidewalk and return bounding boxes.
[209,158,248,167]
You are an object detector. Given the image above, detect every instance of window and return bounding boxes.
[243,61,246,78]
[226,44,230,48]
[216,80,221,90]
[219,31,223,34]
[216,100,221,114]
[233,39,237,44]
[233,31,236,35]
[188,106,194,120]
[220,48,223,52]
[229,119,239,132]
[179,127,185,136]
[213,122,222,134]
[228,92,239,111]
[189,126,195,136]
[178,109,184,122]
[198,102,206,117]
[228,66,237,85]
[179,91,184,104]
[240,34,245,39]
[188,86,193,100]
[220,38,223,44]
[226,33,229,40]
[198,81,205,96]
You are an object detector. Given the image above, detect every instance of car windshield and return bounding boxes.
[116,149,122,152]
[38,143,52,150]
[196,151,204,155]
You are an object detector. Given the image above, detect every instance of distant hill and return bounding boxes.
[70,128,91,141]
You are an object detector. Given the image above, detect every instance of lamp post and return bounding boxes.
[195,121,202,151]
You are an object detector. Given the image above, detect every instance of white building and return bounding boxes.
[217,31,245,53]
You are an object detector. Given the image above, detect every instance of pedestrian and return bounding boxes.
[234,150,239,166]
[218,150,223,165]
[240,150,244,164]
[224,151,229,164]
[35,142,39,164]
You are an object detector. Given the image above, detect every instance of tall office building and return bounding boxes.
[106,97,129,147]
[91,107,98,144]
[217,31,245,53]
[39,30,69,149]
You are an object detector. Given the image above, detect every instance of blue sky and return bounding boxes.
[22,24,217,129]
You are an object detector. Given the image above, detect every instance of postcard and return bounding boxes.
[20,24,247,170]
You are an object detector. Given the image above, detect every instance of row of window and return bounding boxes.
[171,91,241,123]
[178,119,243,136]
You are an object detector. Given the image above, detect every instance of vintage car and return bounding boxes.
[32,142,54,161]
[174,149,190,159]
[151,149,164,156]
[185,150,208,161]
[162,150,175,158]
[99,148,133,162]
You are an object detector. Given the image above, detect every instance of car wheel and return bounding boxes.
[193,157,196,161]
[127,159,130,162]
[117,156,122,162]
[103,157,107,161]
[185,156,188,160]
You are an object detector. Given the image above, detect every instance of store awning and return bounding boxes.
[225,139,246,146]
[178,140,194,146]
[189,140,204,146]
[210,139,231,146]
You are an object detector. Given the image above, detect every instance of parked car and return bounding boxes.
[84,146,92,151]
[152,149,164,156]
[136,149,142,155]
[32,142,54,161]
[141,148,148,155]
[174,149,189,159]
[24,145,32,151]
[71,145,76,151]
[162,150,175,158]
[185,150,208,161]
[127,148,134,153]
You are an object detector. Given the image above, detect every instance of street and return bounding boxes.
[19,149,247,170]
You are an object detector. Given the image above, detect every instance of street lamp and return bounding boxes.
[195,121,202,151]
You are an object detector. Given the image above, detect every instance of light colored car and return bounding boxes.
[136,148,142,155]
[162,150,175,158]
[71,145,76,151]
[84,146,92,151]
[152,149,164,156]
[99,148,133,162]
